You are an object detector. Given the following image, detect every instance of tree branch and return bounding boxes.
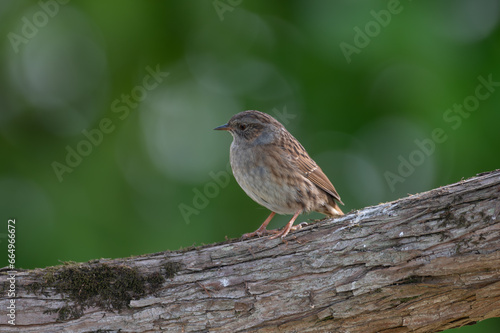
[1,170,500,332]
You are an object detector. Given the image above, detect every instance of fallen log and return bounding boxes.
[1,170,499,332]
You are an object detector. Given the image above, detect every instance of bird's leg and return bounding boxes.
[269,209,302,240]
[241,212,277,239]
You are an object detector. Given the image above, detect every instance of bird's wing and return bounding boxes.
[281,133,344,205]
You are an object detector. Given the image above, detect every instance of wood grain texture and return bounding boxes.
[1,170,499,332]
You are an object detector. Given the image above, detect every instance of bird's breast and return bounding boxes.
[229,143,302,214]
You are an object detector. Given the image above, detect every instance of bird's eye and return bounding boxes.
[239,124,247,131]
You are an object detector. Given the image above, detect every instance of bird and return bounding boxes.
[214,110,344,240]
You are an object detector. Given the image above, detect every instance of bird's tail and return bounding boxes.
[322,197,344,217]
[331,202,344,216]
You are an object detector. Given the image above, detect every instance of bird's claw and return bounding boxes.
[291,222,308,230]
[242,228,279,239]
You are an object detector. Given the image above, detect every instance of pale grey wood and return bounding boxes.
[1,170,499,332]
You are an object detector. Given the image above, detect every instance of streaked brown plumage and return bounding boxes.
[214,110,344,240]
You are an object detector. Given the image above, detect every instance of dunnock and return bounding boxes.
[214,110,344,240]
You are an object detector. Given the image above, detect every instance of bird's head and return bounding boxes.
[214,110,283,146]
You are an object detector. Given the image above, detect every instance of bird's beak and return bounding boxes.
[214,123,230,131]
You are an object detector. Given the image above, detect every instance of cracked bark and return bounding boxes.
[1,170,499,333]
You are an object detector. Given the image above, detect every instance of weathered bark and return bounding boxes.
[1,170,500,333]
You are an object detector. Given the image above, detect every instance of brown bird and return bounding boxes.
[214,110,344,240]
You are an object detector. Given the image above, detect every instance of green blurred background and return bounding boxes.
[1,0,499,331]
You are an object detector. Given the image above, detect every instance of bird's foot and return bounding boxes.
[291,222,308,231]
[268,228,289,240]
[268,222,307,240]
[241,227,279,239]
[269,211,304,241]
